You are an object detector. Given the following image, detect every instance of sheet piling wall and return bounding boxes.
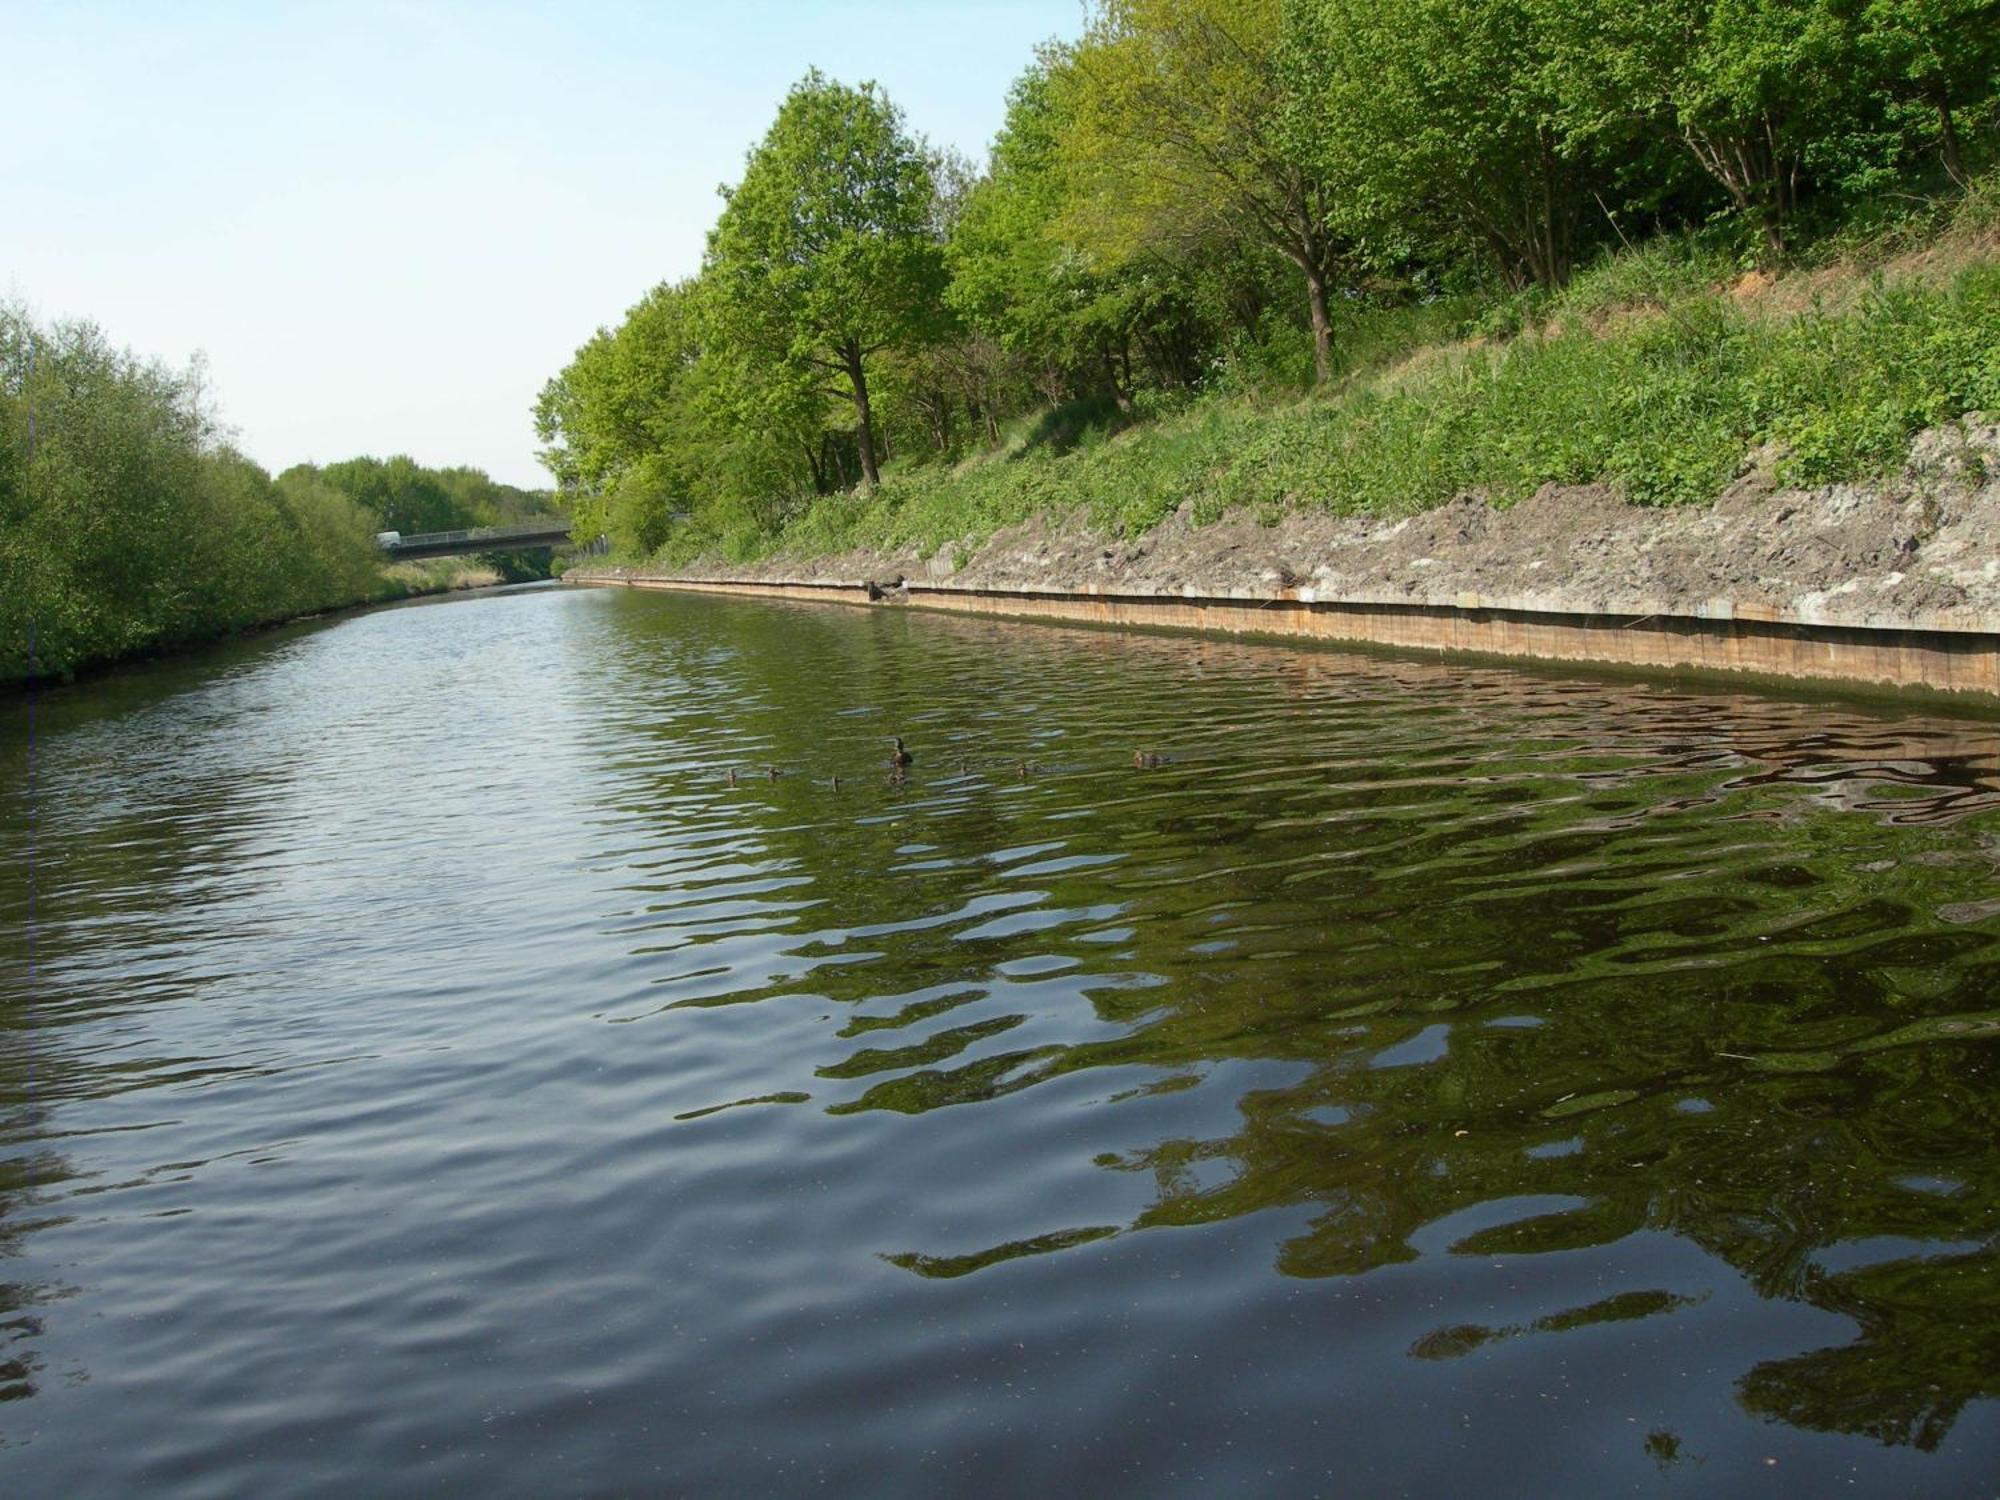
[564,571,2000,703]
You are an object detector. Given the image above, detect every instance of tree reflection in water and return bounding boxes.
[651,604,2000,1452]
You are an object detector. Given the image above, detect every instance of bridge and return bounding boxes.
[377,518,576,560]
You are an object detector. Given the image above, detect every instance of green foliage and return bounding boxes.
[476,546,558,585]
[676,255,1997,569]
[283,453,554,534]
[1066,0,1348,380]
[0,306,397,682]
[1857,0,2000,186]
[943,59,1076,365]
[1293,0,1618,289]
[540,3,2000,567]
[1754,266,2000,482]
[703,69,947,489]
[1599,0,1908,255]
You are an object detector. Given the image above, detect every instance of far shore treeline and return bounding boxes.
[0,307,559,684]
[539,0,2000,566]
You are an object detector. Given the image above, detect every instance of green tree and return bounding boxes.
[703,70,947,490]
[1063,0,1347,382]
[949,56,1152,411]
[950,59,1081,384]
[1858,0,2000,186]
[535,278,711,548]
[1,304,390,682]
[1292,0,1620,291]
[1608,0,1872,257]
[433,465,558,527]
[304,454,467,533]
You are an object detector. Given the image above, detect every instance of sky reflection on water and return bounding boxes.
[2,585,1999,1495]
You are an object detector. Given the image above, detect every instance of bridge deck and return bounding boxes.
[381,519,573,560]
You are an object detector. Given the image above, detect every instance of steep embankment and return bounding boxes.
[568,414,2000,697]
[641,415,2000,635]
[573,237,2000,696]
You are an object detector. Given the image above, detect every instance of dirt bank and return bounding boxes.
[633,415,2000,635]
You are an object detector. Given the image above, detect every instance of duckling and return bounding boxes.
[888,736,915,769]
[765,764,781,781]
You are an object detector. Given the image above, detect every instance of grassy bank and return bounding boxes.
[647,196,2000,573]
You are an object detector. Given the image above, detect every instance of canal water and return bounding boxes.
[3,583,1999,1495]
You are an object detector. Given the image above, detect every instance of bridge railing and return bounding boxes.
[381,518,573,550]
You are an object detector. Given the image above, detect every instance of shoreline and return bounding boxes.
[567,415,2000,703]
[1,567,528,697]
[564,569,2000,704]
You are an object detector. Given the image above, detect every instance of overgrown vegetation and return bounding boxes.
[715,243,2000,565]
[539,0,2000,570]
[1,306,559,684]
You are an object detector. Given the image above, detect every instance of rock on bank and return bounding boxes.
[570,416,2000,700]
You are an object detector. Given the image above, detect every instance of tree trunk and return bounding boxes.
[843,342,881,490]
[1230,284,1264,341]
[1684,125,1787,262]
[1937,92,1967,187]
[1102,340,1132,414]
[1304,263,1334,386]
[1760,157,1788,256]
[1533,140,1572,291]
[929,390,951,452]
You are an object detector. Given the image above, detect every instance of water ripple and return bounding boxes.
[3,586,2000,1493]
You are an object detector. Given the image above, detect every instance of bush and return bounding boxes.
[1,307,397,683]
[697,249,1997,569]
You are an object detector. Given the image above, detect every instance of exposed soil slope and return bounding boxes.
[638,416,2000,632]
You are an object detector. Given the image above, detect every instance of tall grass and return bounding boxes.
[650,242,2000,570]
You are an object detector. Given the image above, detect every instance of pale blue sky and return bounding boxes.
[4,1,1085,487]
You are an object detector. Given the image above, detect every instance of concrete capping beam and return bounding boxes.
[563,569,2000,701]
